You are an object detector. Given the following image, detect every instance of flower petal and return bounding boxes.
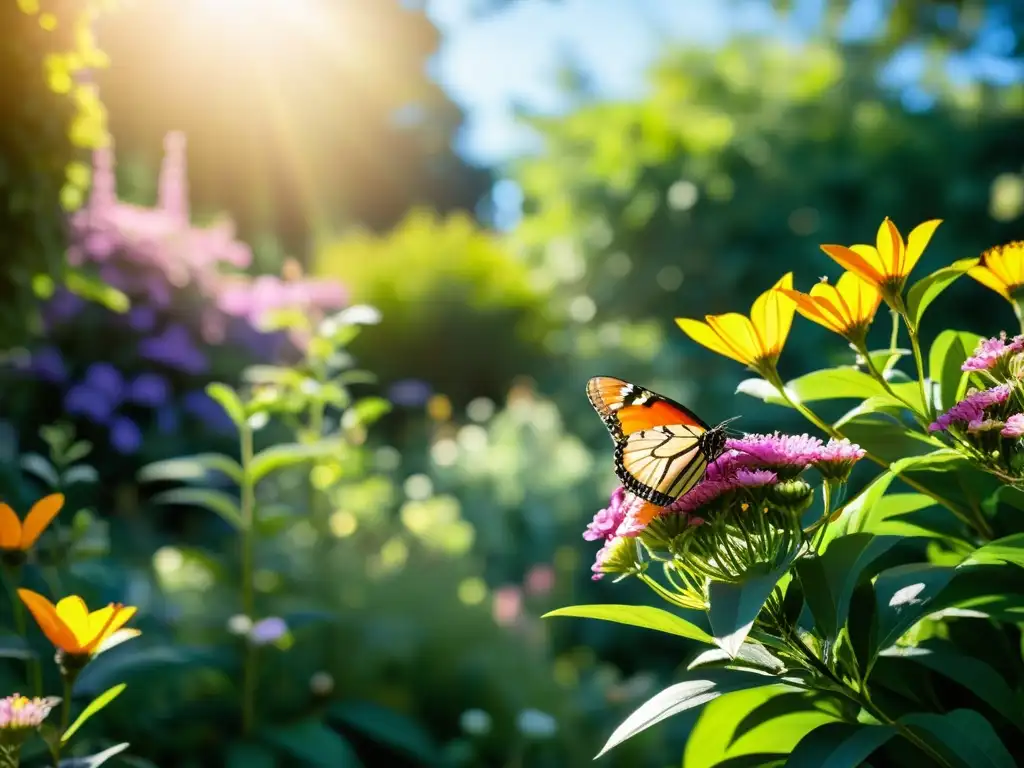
[706,313,763,365]
[18,589,80,653]
[676,318,751,365]
[903,219,941,276]
[876,218,904,276]
[95,628,141,655]
[751,273,795,357]
[19,493,64,549]
[780,289,843,334]
[0,504,23,550]
[820,244,886,285]
[85,605,137,652]
[837,271,881,324]
[968,266,1011,300]
[55,595,92,647]
[806,283,851,332]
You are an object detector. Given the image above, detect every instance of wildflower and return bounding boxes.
[591,537,637,581]
[492,586,523,626]
[524,564,556,596]
[781,272,882,344]
[1003,414,1024,438]
[249,616,288,646]
[726,433,824,478]
[17,590,140,664]
[0,494,64,556]
[583,487,627,541]
[676,273,795,374]
[969,241,1024,302]
[812,438,867,481]
[820,217,941,304]
[962,332,1024,373]
[0,693,60,739]
[929,384,1012,432]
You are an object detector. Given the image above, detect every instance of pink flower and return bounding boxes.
[669,467,778,514]
[812,438,866,480]
[726,432,824,474]
[524,564,556,596]
[962,332,1024,372]
[929,384,1013,432]
[583,487,627,541]
[492,586,523,626]
[0,694,60,730]
[1003,414,1024,438]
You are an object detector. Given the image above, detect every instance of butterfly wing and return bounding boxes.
[587,376,715,507]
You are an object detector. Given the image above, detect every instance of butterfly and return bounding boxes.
[587,376,730,507]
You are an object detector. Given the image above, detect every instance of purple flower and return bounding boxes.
[249,616,288,645]
[83,363,125,404]
[929,384,1013,432]
[726,433,824,475]
[733,468,778,487]
[127,305,157,333]
[962,332,1024,372]
[139,325,209,375]
[387,379,433,407]
[110,416,143,455]
[156,406,180,435]
[0,694,60,730]
[1003,414,1024,438]
[127,373,170,407]
[967,418,1003,434]
[43,289,86,328]
[64,384,115,424]
[811,438,866,481]
[591,538,619,581]
[28,347,67,384]
[584,487,627,541]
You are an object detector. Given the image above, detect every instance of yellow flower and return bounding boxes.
[780,272,882,343]
[0,494,64,552]
[18,589,140,658]
[676,273,795,373]
[820,217,942,303]
[968,241,1024,301]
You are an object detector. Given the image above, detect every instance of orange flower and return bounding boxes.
[18,589,140,658]
[781,272,882,343]
[820,217,942,303]
[0,494,64,552]
[676,273,795,373]
[968,241,1024,302]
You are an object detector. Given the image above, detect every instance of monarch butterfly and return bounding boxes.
[587,376,729,507]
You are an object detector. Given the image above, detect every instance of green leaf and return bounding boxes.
[596,669,779,758]
[58,743,131,767]
[905,259,977,329]
[62,683,127,743]
[20,452,60,488]
[226,742,278,768]
[328,701,438,763]
[796,533,900,643]
[543,604,713,643]
[738,368,883,407]
[263,720,361,767]
[961,533,1024,569]
[687,643,786,674]
[683,687,840,768]
[242,365,305,387]
[846,492,960,540]
[342,397,392,429]
[928,330,983,411]
[63,268,130,313]
[137,453,243,485]
[74,645,221,697]
[149,488,243,530]
[881,640,1024,729]
[903,709,1015,768]
[785,722,895,767]
[865,348,912,372]
[206,382,247,427]
[251,441,344,485]
[0,634,37,660]
[870,564,955,659]
[707,558,794,657]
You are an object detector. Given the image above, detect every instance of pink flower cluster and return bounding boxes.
[0,694,59,730]
[929,384,1012,433]
[962,333,1024,372]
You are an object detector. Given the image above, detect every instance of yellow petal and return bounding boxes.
[0,504,23,550]
[968,265,1011,300]
[55,595,92,646]
[780,289,843,334]
[676,318,751,365]
[86,605,137,652]
[95,627,141,655]
[876,218,904,276]
[18,589,80,653]
[820,244,886,286]
[706,313,763,365]
[836,271,881,324]
[19,493,64,549]
[903,219,941,276]
[750,273,795,356]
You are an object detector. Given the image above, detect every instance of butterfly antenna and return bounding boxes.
[716,415,744,437]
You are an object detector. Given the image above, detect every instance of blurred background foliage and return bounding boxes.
[1,0,1023,765]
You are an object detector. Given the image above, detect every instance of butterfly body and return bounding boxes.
[587,376,727,507]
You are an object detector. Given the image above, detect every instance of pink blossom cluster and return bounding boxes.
[0,694,59,730]
[929,384,1013,433]
[962,332,1024,372]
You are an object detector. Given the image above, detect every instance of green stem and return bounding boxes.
[0,743,20,768]
[3,567,42,697]
[856,342,930,429]
[239,424,257,736]
[54,673,74,766]
[860,689,956,768]
[638,573,702,610]
[900,312,933,421]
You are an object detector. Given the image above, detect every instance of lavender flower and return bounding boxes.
[929,384,1012,432]
[0,694,59,730]
[83,363,124,405]
[584,487,627,541]
[726,432,824,477]
[1003,414,1024,438]
[27,347,67,384]
[127,305,157,333]
[249,617,288,646]
[109,417,143,455]
[812,438,866,481]
[64,384,115,425]
[962,332,1024,372]
[139,325,209,375]
[127,373,170,407]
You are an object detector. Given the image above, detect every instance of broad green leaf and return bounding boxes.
[74,645,222,697]
[925,564,1024,623]
[137,453,243,485]
[890,448,965,474]
[263,720,361,767]
[903,709,1015,768]
[58,743,131,767]
[20,452,60,488]
[149,488,243,529]
[62,465,100,487]
[707,557,794,657]
[62,683,126,743]
[684,687,840,768]
[881,641,1023,729]
[928,330,983,411]
[206,383,246,427]
[738,368,883,407]
[846,493,959,540]
[831,416,938,466]
[342,397,392,429]
[687,643,785,674]
[328,701,438,762]
[833,471,896,538]
[596,669,779,758]
[961,533,1024,569]
[905,259,977,329]
[785,722,895,767]
[833,396,905,429]
[865,348,912,373]
[226,742,278,768]
[251,441,344,485]
[870,563,955,659]
[796,533,900,642]
[543,604,713,644]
